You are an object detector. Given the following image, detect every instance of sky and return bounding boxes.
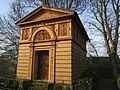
[0,1,119,57]
[0,0,14,15]
[0,0,106,57]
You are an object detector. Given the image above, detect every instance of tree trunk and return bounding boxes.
[109,53,119,74]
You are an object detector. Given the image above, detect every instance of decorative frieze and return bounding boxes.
[50,24,55,31]
[22,28,29,40]
[32,27,38,33]
[58,23,67,36]
[35,30,51,40]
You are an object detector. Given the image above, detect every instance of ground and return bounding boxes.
[97,78,118,90]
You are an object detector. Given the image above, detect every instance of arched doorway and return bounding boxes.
[36,50,49,80]
[32,28,55,81]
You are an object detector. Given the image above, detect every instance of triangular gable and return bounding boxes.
[16,6,74,25]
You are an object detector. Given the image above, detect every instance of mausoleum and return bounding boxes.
[16,5,89,85]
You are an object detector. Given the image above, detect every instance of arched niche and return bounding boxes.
[31,27,56,41]
[34,30,51,40]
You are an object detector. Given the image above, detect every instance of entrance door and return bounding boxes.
[36,50,49,80]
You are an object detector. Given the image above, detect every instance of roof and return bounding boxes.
[16,5,75,25]
[16,5,89,41]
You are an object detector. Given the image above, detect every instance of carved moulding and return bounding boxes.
[32,27,38,33]
[32,24,55,34]
[22,28,29,40]
[50,24,55,31]
[58,22,67,36]
[34,30,51,40]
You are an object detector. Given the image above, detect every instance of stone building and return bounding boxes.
[16,5,89,85]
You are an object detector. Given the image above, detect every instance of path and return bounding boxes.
[97,78,119,90]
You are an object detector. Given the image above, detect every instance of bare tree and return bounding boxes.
[87,41,99,57]
[88,0,120,74]
[22,0,87,14]
[0,0,30,78]
[0,0,88,77]
[45,0,87,13]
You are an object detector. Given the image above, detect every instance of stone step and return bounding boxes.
[32,80,48,90]
[32,86,48,89]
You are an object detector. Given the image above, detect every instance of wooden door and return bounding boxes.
[37,50,49,80]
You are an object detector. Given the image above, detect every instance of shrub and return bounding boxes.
[9,79,19,89]
[64,85,71,90]
[88,59,114,79]
[82,70,97,90]
[96,61,114,78]
[48,83,71,90]
[48,83,55,90]
[82,70,96,79]
[117,77,120,89]
[0,78,18,90]
[116,74,120,89]
[73,77,92,90]
[53,84,62,90]
[22,80,33,90]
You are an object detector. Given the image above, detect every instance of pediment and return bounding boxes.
[24,9,68,22]
[16,6,74,25]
